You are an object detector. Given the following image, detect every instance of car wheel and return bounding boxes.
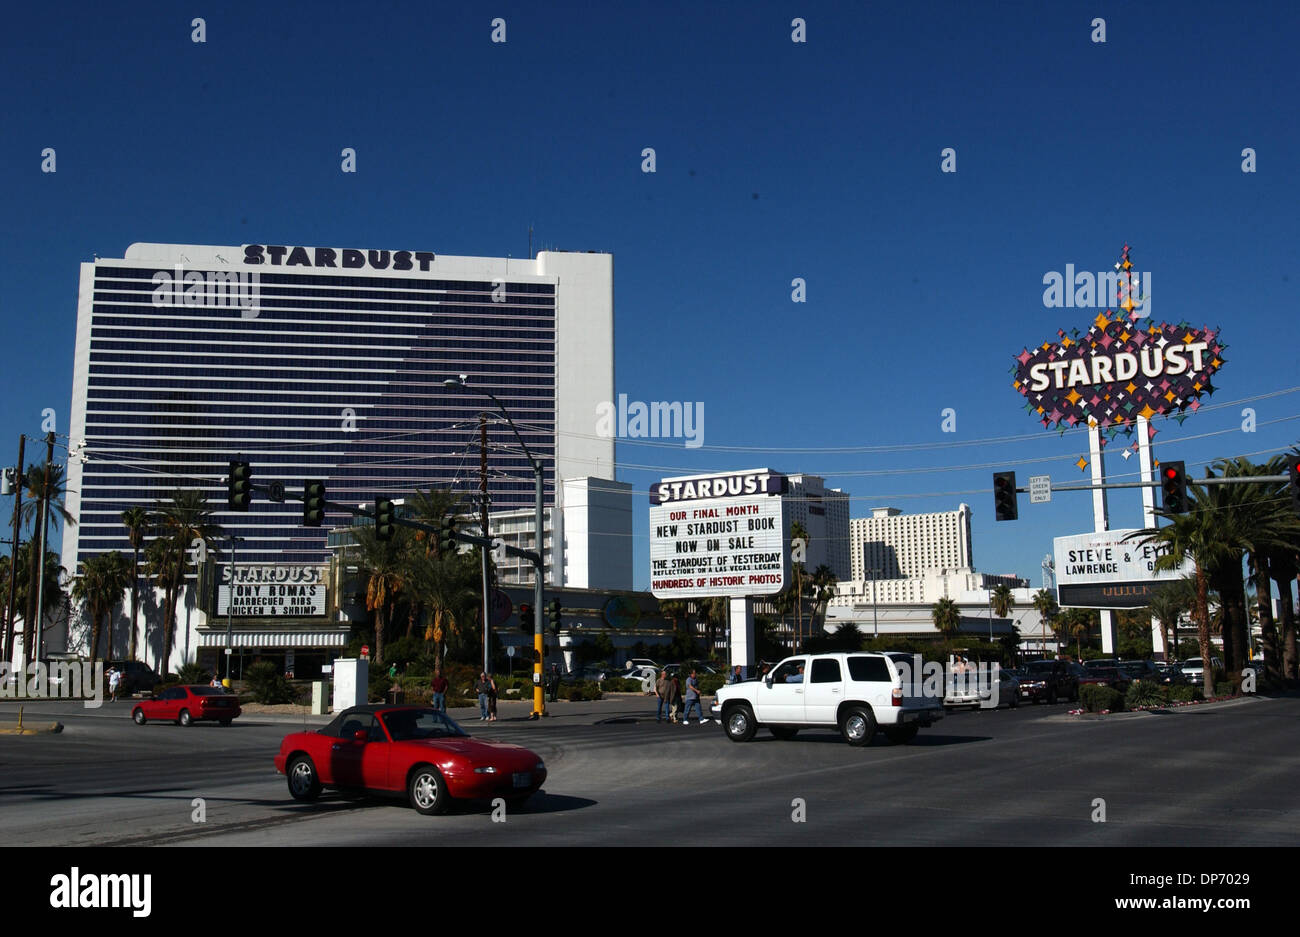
[408,765,450,816]
[724,704,757,742]
[1048,689,1057,705]
[839,706,877,747]
[769,726,799,741]
[131,707,146,725]
[178,709,192,726]
[286,755,321,802]
[883,724,918,744]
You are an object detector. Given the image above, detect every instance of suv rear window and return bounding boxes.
[847,656,890,682]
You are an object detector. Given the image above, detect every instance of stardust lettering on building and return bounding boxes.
[650,470,786,505]
[242,244,436,271]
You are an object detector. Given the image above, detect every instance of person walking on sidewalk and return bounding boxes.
[682,670,709,725]
[655,669,670,722]
[488,674,499,721]
[667,674,682,723]
[474,672,492,721]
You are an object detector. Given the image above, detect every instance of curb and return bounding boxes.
[0,721,64,735]
[1067,694,1261,720]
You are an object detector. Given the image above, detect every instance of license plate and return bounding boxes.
[512,772,530,788]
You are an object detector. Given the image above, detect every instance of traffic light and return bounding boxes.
[518,603,534,635]
[374,498,394,541]
[227,461,251,511]
[1160,461,1188,514]
[1287,455,1300,516]
[439,516,458,554]
[993,471,1018,521]
[303,480,325,527]
[547,598,562,635]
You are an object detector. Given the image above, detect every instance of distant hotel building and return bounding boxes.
[59,242,616,669]
[850,505,973,581]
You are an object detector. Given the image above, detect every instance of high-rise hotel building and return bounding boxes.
[63,242,615,575]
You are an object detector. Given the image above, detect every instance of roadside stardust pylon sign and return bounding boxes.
[1011,247,1226,437]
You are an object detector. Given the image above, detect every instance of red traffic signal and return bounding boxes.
[1160,460,1188,513]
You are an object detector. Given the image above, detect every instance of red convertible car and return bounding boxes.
[274,705,547,815]
[131,685,241,726]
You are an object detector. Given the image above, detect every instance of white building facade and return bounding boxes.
[59,242,616,670]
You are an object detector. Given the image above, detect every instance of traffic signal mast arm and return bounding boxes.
[244,480,544,564]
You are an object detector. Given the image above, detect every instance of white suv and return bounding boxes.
[712,652,944,746]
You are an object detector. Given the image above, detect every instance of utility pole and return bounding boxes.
[480,414,491,677]
[31,432,54,664]
[3,434,25,662]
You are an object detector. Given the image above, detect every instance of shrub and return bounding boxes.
[1079,684,1125,713]
[697,674,727,695]
[561,680,602,701]
[176,662,210,685]
[602,677,645,692]
[1168,684,1196,703]
[1125,680,1168,709]
[245,660,299,704]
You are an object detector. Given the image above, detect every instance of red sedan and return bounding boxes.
[131,685,242,726]
[274,705,547,815]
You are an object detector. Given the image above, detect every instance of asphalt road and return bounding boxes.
[1,694,1296,846]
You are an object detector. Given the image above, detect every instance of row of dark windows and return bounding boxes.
[89,342,558,362]
[84,409,558,425]
[95,267,557,293]
[91,311,554,333]
[88,357,556,377]
[96,285,557,308]
[94,294,556,315]
[86,376,557,394]
[91,328,556,346]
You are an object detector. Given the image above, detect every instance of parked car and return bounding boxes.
[712,652,944,746]
[131,685,241,726]
[1153,662,1189,685]
[1077,667,1127,692]
[1018,659,1081,703]
[1083,658,1120,671]
[626,658,659,671]
[1116,660,1170,686]
[1178,657,1222,687]
[663,662,719,677]
[106,660,161,696]
[274,705,547,814]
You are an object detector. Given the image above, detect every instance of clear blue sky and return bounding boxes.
[2,0,1297,589]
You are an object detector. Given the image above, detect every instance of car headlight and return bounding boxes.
[535,762,545,772]
[473,766,498,774]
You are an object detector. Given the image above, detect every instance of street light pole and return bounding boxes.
[445,377,547,718]
[225,535,243,684]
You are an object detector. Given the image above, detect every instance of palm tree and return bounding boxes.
[1070,619,1089,658]
[1148,577,1194,664]
[1031,588,1060,653]
[350,522,409,666]
[810,564,838,635]
[932,597,961,638]
[404,487,468,641]
[3,541,65,661]
[71,551,133,659]
[770,587,796,651]
[1128,505,1219,696]
[406,535,477,667]
[698,596,730,659]
[991,583,1014,619]
[151,489,224,673]
[121,507,150,661]
[21,460,76,665]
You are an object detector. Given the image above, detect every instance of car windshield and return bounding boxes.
[1025,662,1056,674]
[1084,660,1116,669]
[380,708,468,741]
[1086,668,1120,678]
